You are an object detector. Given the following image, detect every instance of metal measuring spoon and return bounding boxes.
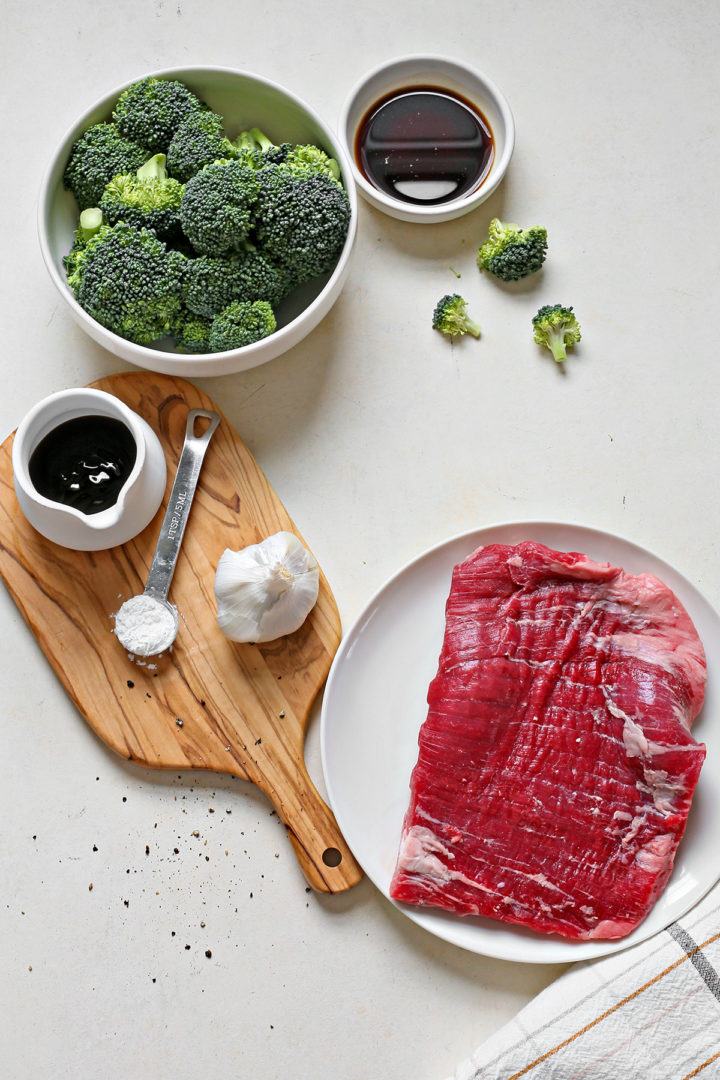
[114,408,220,657]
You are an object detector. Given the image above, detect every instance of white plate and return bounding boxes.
[320,521,720,963]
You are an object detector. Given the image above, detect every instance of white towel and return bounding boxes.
[448,884,720,1080]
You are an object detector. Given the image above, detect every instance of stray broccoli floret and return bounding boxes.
[432,294,481,339]
[113,77,205,154]
[255,166,350,281]
[63,122,150,210]
[477,218,548,281]
[180,160,260,256]
[67,221,184,345]
[172,307,213,353]
[209,300,276,351]
[531,304,581,362]
[167,110,237,182]
[100,154,184,239]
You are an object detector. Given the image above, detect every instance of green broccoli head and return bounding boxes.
[233,247,297,306]
[432,294,481,339]
[113,77,205,154]
[167,110,238,182]
[99,154,184,239]
[172,307,213,353]
[532,304,581,362]
[255,165,350,281]
[234,128,292,167]
[183,254,246,318]
[209,300,277,351]
[183,248,295,319]
[180,160,261,256]
[67,221,184,346]
[283,144,341,184]
[63,122,150,210]
[477,219,548,281]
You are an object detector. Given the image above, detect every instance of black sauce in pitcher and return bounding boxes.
[29,415,137,515]
[355,85,494,205]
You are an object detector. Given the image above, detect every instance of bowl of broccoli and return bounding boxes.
[39,67,358,376]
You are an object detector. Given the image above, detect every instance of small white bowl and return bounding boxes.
[12,388,167,551]
[339,55,514,224]
[38,66,358,377]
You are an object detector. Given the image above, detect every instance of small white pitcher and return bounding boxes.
[12,388,167,551]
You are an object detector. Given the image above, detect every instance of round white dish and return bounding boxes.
[338,55,514,224]
[38,66,357,377]
[320,521,720,963]
[12,387,167,550]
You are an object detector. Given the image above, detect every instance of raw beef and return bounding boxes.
[389,541,707,940]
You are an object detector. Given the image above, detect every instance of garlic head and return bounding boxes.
[214,531,320,643]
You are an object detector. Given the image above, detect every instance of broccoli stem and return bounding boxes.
[78,207,103,241]
[137,153,169,181]
[247,128,273,152]
[464,316,482,339]
[547,331,568,362]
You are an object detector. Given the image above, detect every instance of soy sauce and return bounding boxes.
[355,85,494,205]
[29,415,137,515]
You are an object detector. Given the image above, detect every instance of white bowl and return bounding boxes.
[338,55,514,224]
[12,388,167,551]
[38,66,358,377]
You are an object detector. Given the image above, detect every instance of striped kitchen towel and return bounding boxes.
[448,884,720,1080]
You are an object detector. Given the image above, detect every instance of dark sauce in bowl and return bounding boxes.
[355,85,494,206]
[29,415,137,515]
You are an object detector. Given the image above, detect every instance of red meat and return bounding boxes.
[389,541,707,940]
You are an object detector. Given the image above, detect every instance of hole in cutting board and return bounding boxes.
[322,847,342,867]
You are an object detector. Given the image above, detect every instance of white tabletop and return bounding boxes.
[2,3,719,1077]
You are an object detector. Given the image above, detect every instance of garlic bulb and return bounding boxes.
[214,531,320,643]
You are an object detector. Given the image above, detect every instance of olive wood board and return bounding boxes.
[0,372,361,893]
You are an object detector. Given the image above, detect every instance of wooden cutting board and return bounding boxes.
[0,372,362,893]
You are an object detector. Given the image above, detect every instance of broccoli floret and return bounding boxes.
[172,307,213,353]
[232,247,297,306]
[209,300,276,351]
[183,255,246,318]
[183,248,294,318]
[167,110,237,182]
[283,144,341,184]
[241,129,340,180]
[63,122,150,210]
[113,77,205,154]
[254,165,350,281]
[99,154,184,239]
[180,160,261,256]
[532,304,581,362]
[235,128,292,167]
[67,221,184,345]
[477,218,548,281]
[432,294,481,339]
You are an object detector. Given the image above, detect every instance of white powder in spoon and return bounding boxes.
[114,594,178,657]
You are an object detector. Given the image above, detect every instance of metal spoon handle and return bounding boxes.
[144,409,220,602]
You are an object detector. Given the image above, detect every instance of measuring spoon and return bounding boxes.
[114,408,220,657]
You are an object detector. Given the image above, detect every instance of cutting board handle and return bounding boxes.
[236,758,362,893]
